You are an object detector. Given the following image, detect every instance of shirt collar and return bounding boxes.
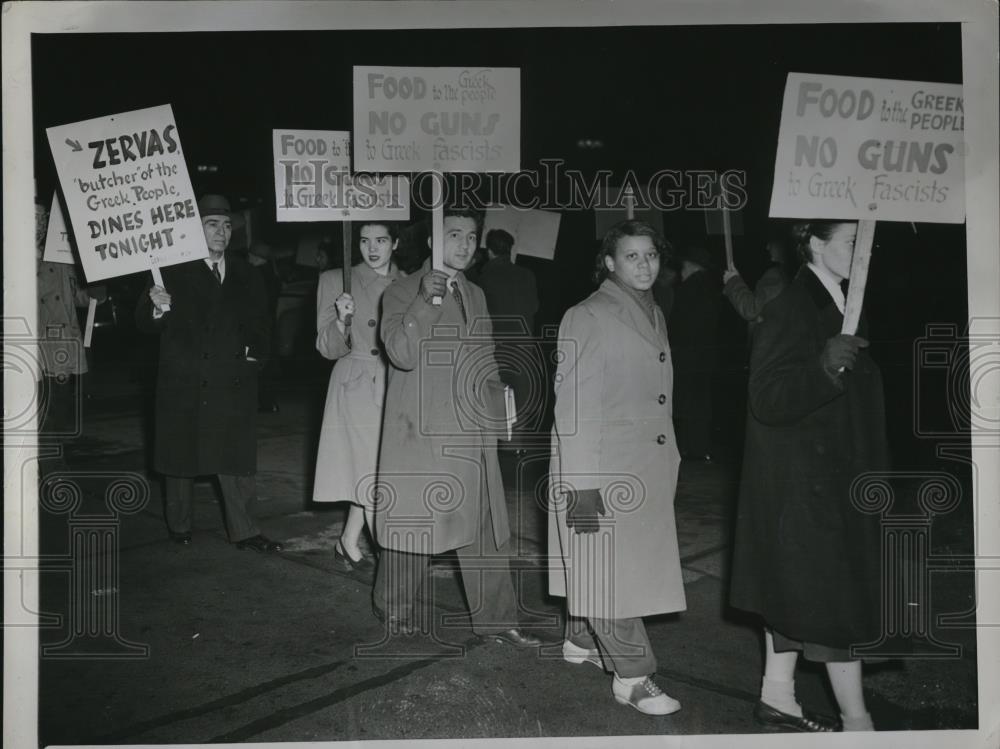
[807,262,845,314]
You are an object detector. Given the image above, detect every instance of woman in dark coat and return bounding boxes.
[729,220,888,733]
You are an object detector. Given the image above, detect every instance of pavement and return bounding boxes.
[32,354,978,745]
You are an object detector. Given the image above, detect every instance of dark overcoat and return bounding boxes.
[374,260,510,555]
[729,267,889,649]
[135,255,270,477]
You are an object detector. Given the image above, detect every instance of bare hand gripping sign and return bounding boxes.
[770,73,965,224]
[46,104,207,282]
[352,66,520,173]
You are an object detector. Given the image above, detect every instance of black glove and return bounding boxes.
[820,334,869,377]
[566,489,606,535]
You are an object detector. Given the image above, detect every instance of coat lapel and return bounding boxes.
[601,279,666,350]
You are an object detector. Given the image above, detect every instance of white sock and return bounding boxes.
[841,712,874,731]
[761,676,803,717]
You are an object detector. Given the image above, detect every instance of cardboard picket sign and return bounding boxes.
[594,183,664,238]
[481,204,561,261]
[769,74,964,338]
[352,66,521,173]
[42,193,75,265]
[769,73,964,223]
[273,129,410,222]
[45,104,208,283]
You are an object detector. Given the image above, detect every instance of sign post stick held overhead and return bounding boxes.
[722,202,735,271]
[83,298,97,348]
[150,266,170,312]
[431,172,444,306]
[841,219,876,336]
[623,184,636,221]
[342,220,353,328]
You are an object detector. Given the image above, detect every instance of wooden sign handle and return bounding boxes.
[722,203,735,270]
[83,298,97,348]
[342,220,353,327]
[431,173,444,306]
[840,220,876,335]
[150,266,170,312]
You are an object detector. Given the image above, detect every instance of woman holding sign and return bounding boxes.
[729,220,886,732]
[313,221,402,580]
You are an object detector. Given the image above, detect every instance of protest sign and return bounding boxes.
[594,184,664,238]
[353,66,520,172]
[273,129,410,221]
[46,105,206,282]
[42,194,75,264]
[482,204,561,261]
[770,73,964,223]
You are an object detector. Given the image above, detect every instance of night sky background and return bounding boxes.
[31,22,971,472]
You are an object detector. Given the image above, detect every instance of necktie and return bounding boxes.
[212,262,222,285]
[451,281,467,325]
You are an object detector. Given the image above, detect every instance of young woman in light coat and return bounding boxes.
[549,220,686,716]
[313,222,402,578]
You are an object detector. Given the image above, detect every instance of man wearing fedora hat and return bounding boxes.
[136,194,283,552]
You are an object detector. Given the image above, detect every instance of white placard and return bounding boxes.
[770,73,964,223]
[42,193,75,264]
[353,66,520,173]
[273,129,410,222]
[45,104,207,282]
[481,204,561,261]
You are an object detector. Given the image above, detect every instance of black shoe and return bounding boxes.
[484,628,542,648]
[371,603,415,635]
[169,531,192,545]
[235,534,283,553]
[753,701,840,732]
[334,542,375,580]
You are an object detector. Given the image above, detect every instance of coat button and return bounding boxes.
[656,434,667,445]
[370,348,379,356]
[659,352,666,362]
[658,394,667,404]
[368,318,377,327]
[54,295,60,301]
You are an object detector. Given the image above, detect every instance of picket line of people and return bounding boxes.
[135,197,886,731]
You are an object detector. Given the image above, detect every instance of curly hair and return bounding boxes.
[356,220,400,242]
[790,220,855,264]
[593,220,671,284]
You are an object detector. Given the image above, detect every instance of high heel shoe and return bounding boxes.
[334,541,375,579]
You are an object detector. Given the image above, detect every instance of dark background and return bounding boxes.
[31,22,971,478]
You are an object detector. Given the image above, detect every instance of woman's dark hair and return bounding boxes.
[356,220,400,242]
[593,220,671,284]
[789,220,855,264]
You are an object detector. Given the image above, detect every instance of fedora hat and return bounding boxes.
[197,194,244,229]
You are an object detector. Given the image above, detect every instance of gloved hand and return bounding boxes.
[566,489,606,535]
[821,334,869,377]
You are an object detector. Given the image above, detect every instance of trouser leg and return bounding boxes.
[565,614,597,649]
[373,548,429,623]
[455,490,519,635]
[216,474,260,542]
[164,476,194,535]
[589,616,657,678]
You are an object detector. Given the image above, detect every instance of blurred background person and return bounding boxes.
[722,235,794,327]
[469,228,540,454]
[667,244,721,461]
